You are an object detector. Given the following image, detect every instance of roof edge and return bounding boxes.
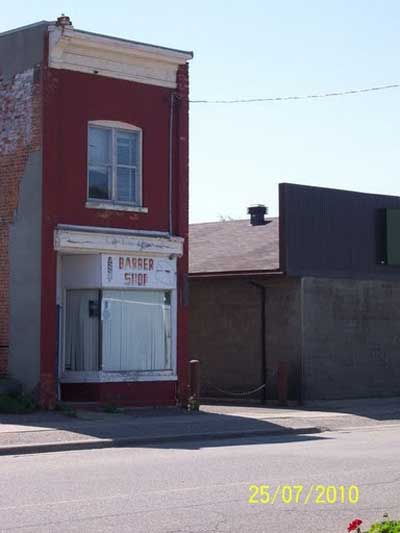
[189,217,278,227]
[0,20,50,37]
[280,182,400,200]
[48,24,193,63]
[71,27,193,60]
[189,269,284,279]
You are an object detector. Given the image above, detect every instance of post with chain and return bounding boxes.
[188,359,200,411]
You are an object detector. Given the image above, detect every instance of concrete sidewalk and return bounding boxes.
[0,397,399,455]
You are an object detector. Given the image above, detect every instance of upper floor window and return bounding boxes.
[88,122,142,206]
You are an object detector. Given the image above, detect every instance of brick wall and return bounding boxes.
[0,68,41,375]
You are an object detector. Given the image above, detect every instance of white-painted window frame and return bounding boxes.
[57,252,178,383]
[60,286,178,383]
[87,120,143,208]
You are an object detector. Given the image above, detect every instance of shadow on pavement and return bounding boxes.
[139,432,327,451]
[302,396,400,421]
[0,406,324,452]
[203,396,400,422]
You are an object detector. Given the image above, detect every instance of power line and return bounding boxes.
[188,82,400,104]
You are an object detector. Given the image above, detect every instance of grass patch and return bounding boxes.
[0,393,37,414]
[369,521,400,533]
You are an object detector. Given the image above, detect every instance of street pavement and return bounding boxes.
[0,397,399,455]
[0,423,399,532]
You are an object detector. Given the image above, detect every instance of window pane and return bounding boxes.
[117,131,137,166]
[89,127,111,165]
[65,290,100,371]
[102,290,171,372]
[88,165,111,200]
[117,167,136,203]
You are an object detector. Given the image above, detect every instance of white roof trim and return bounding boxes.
[48,25,192,88]
[54,227,184,257]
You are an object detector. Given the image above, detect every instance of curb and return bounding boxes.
[0,426,322,456]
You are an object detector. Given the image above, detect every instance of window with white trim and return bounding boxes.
[88,122,142,205]
[102,290,172,372]
[64,289,172,373]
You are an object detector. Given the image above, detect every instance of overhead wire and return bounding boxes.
[186,82,400,104]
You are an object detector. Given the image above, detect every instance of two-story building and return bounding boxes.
[0,16,192,407]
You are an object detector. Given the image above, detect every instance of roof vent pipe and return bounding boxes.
[56,14,73,28]
[247,204,267,226]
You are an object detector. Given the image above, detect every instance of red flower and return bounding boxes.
[347,518,363,532]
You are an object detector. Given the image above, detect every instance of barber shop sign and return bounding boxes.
[101,254,176,289]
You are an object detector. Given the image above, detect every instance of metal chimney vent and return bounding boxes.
[247,204,267,226]
[56,14,73,28]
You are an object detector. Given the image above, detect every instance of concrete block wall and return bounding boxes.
[189,277,302,401]
[264,278,301,400]
[302,277,400,400]
[0,67,42,376]
[189,278,263,398]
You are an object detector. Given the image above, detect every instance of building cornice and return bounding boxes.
[48,25,193,88]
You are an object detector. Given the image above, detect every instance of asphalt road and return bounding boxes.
[0,425,399,533]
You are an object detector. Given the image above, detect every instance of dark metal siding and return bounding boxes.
[279,183,400,279]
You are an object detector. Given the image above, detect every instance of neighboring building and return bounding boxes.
[0,16,192,407]
[189,184,400,402]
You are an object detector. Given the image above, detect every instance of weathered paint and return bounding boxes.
[0,69,34,151]
[60,381,176,405]
[9,150,42,391]
[101,254,176,289]
[174,64,190,405]
[0,24,44,380]
[48,25,192,89]
[54,228,183,255]
[0,22,48,80]
[41,40,190,406]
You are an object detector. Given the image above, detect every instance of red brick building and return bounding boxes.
[0,17,192,407]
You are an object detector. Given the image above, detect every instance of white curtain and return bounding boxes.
[65,290,99,371]
[102,290,171,372]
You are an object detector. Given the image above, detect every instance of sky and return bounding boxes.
[2,1,400,222]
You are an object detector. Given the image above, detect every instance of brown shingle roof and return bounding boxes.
[189,218,280,274]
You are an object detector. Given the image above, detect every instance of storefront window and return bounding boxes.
[64,289,172,374]
[102,290,172,372]
[65,290,100,371]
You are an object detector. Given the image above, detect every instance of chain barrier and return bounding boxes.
[204,382,266,397]
[194,357,277,398]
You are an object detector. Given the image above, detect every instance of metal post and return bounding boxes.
[189,359,200,411]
